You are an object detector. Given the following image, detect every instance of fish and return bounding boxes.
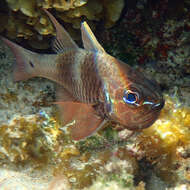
[1,9,165,141]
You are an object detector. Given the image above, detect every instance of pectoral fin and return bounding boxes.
[56,101,105,140]
[81,21,105,53]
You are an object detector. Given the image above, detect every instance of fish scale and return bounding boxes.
[80,52,102,103]
[55,49,100,103]
[1,9,164,140]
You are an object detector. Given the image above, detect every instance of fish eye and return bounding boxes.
[123,90,139,105]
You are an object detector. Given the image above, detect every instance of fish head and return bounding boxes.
[103,60,165,130]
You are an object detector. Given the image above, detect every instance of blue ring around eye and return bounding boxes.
[123,90,138,104]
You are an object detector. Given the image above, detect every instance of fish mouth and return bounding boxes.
[112,98,165,131]
[137,101,164,129]
[141,98,165,122]
[141,111,160,127]
[151,99,165,111]
[142,98,165,111]
[127,113,159,130]
[130,100,164,130]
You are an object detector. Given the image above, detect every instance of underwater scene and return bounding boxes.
[0,0,190,189]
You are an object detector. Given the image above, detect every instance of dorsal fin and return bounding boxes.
[81,21,105,53]
[43,9,78,53]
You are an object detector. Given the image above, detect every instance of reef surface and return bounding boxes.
[0,0,190,190]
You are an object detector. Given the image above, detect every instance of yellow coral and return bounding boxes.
[58,0,124,28]
[58,0,103,28]
[103,0,125,27]
[0,114,62,163]
[2,0,124,48]
[137,95,190,182]
[53,0,87,11]
[141,95,190,149]
[6,0,37,17]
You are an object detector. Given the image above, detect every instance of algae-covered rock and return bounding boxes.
[0,1,190,189]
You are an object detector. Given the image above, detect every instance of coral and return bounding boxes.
[0,115,139,189]
[51,127,139,189]
[0,0,124,49]
[6,0,37,17]
[103,0,125,27]
[82,156,144,190]
[58,0,125,28]
[137,94,190,183]
[1,2,190,188]
[0,113,61,164]
[57,0,103,29]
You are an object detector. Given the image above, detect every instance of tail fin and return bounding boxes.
[1,37,38,81]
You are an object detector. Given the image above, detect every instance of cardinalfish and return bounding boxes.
[1,9,164,141]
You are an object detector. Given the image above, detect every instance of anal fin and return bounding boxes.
[56,85,76,102]
[56,101,105,140]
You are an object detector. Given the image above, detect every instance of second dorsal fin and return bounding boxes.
[81,21,105,53]
[43,9,78,53]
